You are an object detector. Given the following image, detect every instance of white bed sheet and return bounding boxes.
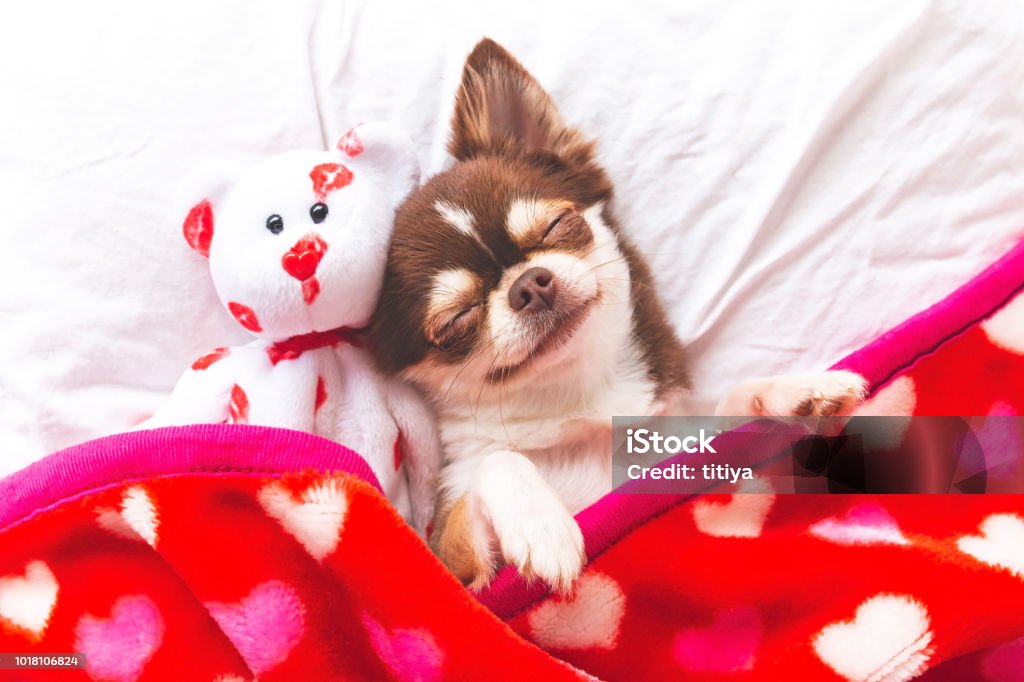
[1,0,1022,476]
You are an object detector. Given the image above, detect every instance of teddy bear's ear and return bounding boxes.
[176,161,243,257]
[335,122,421,205]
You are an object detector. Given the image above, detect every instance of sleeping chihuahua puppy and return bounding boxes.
[371,39,865,592]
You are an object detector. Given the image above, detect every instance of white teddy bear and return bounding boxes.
[141,122,440,533]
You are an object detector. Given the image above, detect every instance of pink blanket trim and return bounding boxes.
[0,424,381,533]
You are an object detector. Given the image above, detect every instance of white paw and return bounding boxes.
[716,371,868,417]
[493,497,586,594]
[475,452,586,594]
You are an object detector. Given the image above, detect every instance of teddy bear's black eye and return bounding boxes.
[266,214,284,235]
[310,202,329,224]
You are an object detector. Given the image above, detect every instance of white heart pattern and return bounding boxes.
[121,487,159,547]
[692,477,775,538]
[853,376,918,420]
[527,572,626,651]
[982,291,1024,354]
[97,486,160,546]
[813,594,933,682]
[96,507,139,541]
[958,513,1024,578]
[258,479,348,561]
[810,504,909,547]
[0,561,59,638]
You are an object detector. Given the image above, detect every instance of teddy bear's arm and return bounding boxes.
[385,378,443,537]
[138,356,238,429]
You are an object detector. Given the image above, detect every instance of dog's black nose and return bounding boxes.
[509,267,556,312]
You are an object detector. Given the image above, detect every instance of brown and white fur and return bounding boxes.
[371,39,865,593]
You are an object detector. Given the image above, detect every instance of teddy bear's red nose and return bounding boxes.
[282,234,328,281]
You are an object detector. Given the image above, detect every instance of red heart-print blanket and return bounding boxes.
[0,427,591,681]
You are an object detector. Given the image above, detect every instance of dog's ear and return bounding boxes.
[449,38,595,165]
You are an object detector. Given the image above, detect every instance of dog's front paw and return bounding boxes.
[716,370,868,417]
[434,451,587,593]
[490,491,586,595]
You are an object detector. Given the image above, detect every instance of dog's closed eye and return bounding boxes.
[539,208,590,250]
[541,213,566,242]
[432,305,483,352]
